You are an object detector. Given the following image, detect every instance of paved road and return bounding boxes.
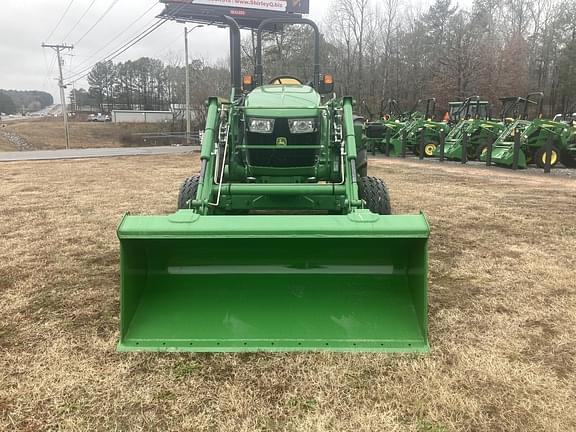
[0,145,200,162]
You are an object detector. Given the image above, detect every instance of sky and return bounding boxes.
[0,0,471,103]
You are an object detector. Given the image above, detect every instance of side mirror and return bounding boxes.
[318,74,334,94]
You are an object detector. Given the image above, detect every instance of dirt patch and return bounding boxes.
[0,156,575,431]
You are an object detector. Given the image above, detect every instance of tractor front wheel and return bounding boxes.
[534,146,559,169]
[178,175,200,209]
[424,142,437,157]
[358,176,391,215]
[413,142,437,158]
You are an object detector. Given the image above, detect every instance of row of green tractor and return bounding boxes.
[363,98,449,158]
[362,93,576,169]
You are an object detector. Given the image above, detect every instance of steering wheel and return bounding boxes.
[268,75,303,85]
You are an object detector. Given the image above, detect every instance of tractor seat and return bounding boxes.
[269,75,303,85]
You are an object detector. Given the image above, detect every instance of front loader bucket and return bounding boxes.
[388,138,406,156]
[442,141,464,161]
[484,146,527,168]
[117,211,429,352]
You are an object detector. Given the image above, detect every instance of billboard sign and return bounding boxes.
[195,0,287,12]
[163,0,309,14]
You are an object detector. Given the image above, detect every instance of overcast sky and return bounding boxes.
[0,0,471,103]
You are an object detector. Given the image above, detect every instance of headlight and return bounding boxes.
[249,118,275,133]
[289,119,317,134]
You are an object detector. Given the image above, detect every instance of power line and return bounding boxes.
[65,19,168,82]
[65,53,76,77]
[68,2,159,74]
[65,3,187,83]
[65,3,187,82]
[45,0,76,42]
[65,19,164,81]
[75,0,120,45]
[61,0,98,42]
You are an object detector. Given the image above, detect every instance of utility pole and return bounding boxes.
[184,26,191,145]
[42,43,73,149]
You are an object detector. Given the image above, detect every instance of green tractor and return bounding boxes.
[116,17,429,352]
[554,110,576,168]
[483,93,575,169]
[447,98,490,124]
[362,98,407,155]
[387,98,450,158]
[437,96,505,161]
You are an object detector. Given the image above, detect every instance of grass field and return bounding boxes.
[0,156,575,431]
[0,118,172,151]
[0,136,14,151]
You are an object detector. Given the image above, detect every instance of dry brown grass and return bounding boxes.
[0,118,170,151]
[0,136,13,151]
[0,156,575,431]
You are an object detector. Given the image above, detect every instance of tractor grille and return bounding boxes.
[246,119,319,167]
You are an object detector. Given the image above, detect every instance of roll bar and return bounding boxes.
[255,18,321,88]
[223,16,242,96]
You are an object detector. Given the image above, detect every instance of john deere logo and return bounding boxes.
[276,137,288,147]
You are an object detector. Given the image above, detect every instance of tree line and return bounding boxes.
[74,57,228,126]
[0,90,53,114]
[76,0,576,121]
[323,0,576,118]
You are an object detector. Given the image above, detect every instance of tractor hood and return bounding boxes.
[245,85,321,118]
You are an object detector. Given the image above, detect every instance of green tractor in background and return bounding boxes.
[387,98,450,158]
[435,96,504,161]
[447,98,490,124]
[362,98,407,155]
[554,109,576,168]
[483,93,576,169]
[116,17,429,353]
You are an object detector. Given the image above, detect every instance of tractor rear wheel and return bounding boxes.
[560,149,576,168]
[358,176,391,215]
[178,175,200,209]
[534,146,559,168]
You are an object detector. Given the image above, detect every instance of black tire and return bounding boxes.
[356,148,368,177]
[178,175,200,209]
[560,148,576,168]
[476,143,490,160]
[534,146,559,169]
[358,176,392,215]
